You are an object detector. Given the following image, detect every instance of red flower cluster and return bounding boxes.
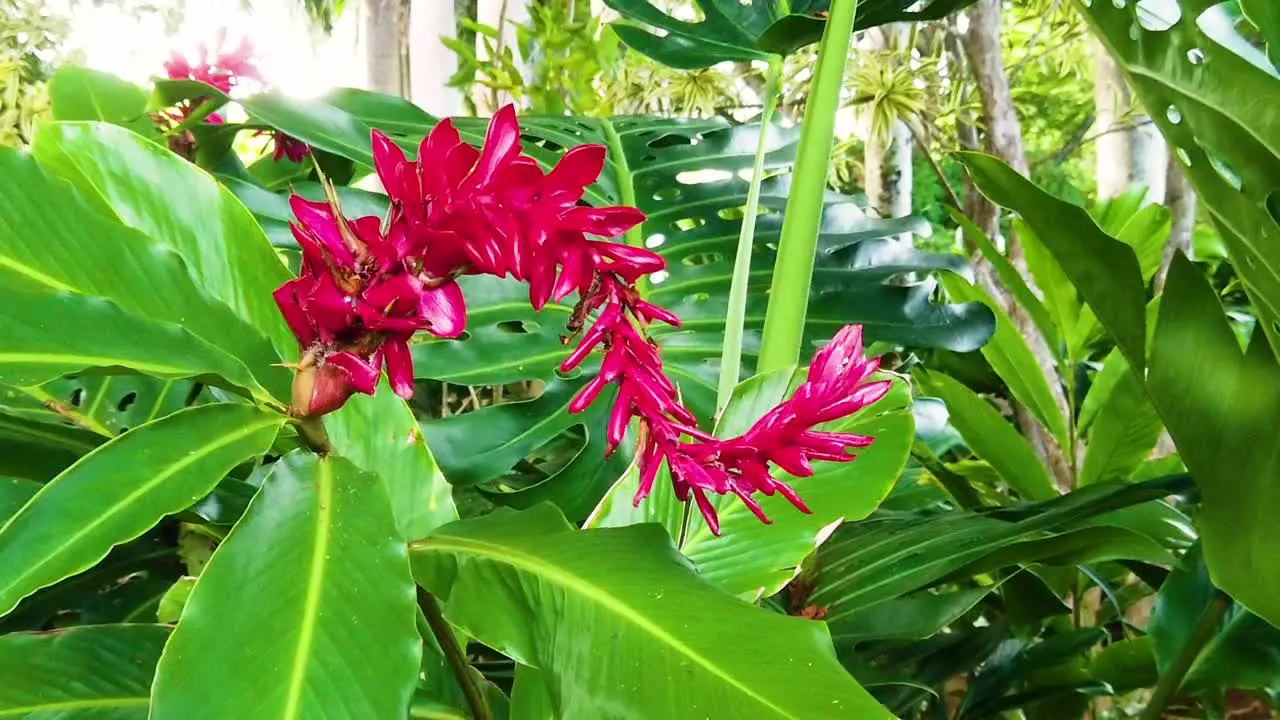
[159,32,308,163]
[273,106,889,532]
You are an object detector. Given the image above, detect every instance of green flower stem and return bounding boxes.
[419,587,494,720]
[756,0,859,373]
[599,118,646,294]
[717,56,784,414]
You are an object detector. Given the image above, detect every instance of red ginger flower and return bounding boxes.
[273,194,465,417]
[164,29,261,95]
[274,104,887,533]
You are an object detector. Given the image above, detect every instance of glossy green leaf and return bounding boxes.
[0,405,99,481]
[961,152,1147,371]
[1088,637,1157,694]
[0,148,284,400]
[509,665,555,720]
[914,369,1057,501]
[1149,254,1280,626]
[0,624,169,717]
[829,587,994,646]
[950,208,1059,350]
[1016,219,1082,360]
[151,453,421,720]
[1241,0,1280,67]
[1081,0,1280,360]
[602,0,977,68]
[0,478,38,522]
[411,504,892,718]
[424,378,631,523]
[0,283,270,401]
[325,381,458,540]
[241,91,378,167]
[1079,366,1162,486]
[46,65,161,141]
[0,403,284,617]
[32,122,297,368]
[810,477,1189,617]
[942,274,1068,449]
[26,375,207,437]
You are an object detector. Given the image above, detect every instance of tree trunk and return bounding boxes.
[1130,115,1168,204]
[409,0,463,116]
[1154,155,1196,294]
[365,0,407,96]
[1094,42,1132,200]
[860,26,913,240]
[963,0,1074,493]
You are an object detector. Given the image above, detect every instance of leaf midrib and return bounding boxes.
[280,458,334,720]
[0,410,282,613]
[413,534,801,719]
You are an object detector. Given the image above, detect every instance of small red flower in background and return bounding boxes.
[163,29,261,95]
[273,106,888,533]
[268,131,310,163]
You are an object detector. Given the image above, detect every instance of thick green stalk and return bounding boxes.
[756,0,859,373]
[716,56,783,413]
[1140,592,1230,720]
[419,588,494,720]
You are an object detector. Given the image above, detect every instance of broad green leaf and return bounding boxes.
[0,405,99,481]
[0,624,169,717]
[1016,219,1082,360]
[241,91,378,167]
[950,207,1060,350]
[1077,348,1129,434]
[1088,637,1157,694]
[24,375,206,437]
[423,378,631,523]
[326,380,458,540]
[151,453,421,720]
[942,274,1068,449]
[32,122,297,365]
[1079,368,1162,486]
[509,665,555,720]
[1149,543,1280,694]
[810,477,1189,616]
[1082,0,1280,360]
[913,370,1057,501]
[0,478,38,522]
[602,0,977,67]
[1241,0,1280,67]
[1149,254,1280,626]
[0,403,284,617]
[411,504,893,719]
[677,369,913,598]
[46,65,161,141]
[961,152,1147,371]
[829,587,995,646]
[0,283,270,401]
[0,148,286,400]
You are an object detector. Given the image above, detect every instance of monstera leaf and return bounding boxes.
[1080,0,1280,362]
[602,0,978,66]
[209,88,992,516]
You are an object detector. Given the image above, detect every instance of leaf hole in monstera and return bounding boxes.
[484,424,588,492]
[675,169,733,185]
[673,216,707,231]
[496,320,539,334]
[1266,190,1280,228]
[718,206,746,221]
[647,133,694,149]
[682,251,726,267]
[645,233,667,249]
[1136,0,1181,31]
[520,134,564,152]
[68,386,85,408]
[1176,147,1193,167]
[115,392,138,413]
[653,187,681,202]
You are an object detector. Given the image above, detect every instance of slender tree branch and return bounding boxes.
[1140,592,1230,720]
[1007,0,1066,84]
[418,588,494,720]
[908,124,963,211]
